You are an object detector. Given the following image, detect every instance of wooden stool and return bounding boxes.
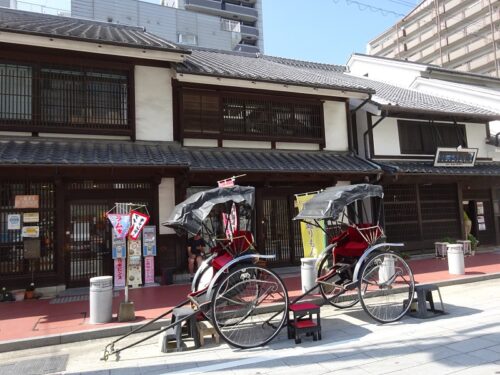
[197,320,220,346]
[287,302,321,344]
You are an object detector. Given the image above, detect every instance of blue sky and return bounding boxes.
[17,0,417,65]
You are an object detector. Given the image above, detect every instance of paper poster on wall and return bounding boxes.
[22,226,39,238]
[112,234,127,259]
[144,256,155,284]
[7,214,21,230]
[114,258,126,287]
[477,216,485,224]
[479,223,486,231]
[477,202,484,215]
[142,226,157,257]
[14,195,39,209]
[23,212,39,223]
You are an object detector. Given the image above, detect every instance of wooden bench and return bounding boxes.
[197,320,220,346]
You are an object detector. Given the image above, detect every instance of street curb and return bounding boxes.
[1,271,500,353]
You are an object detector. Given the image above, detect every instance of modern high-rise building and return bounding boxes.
[367,0,500,78]
[71,0,263,53]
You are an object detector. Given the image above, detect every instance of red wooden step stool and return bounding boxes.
[287,302,322,344]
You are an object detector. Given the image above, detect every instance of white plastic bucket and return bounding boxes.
[378,255,395,284]
[447,244,465,275]
[300,258,318,293]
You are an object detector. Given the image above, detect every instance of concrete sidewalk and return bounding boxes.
[1,251,500,353]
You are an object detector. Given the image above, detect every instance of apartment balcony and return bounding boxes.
[184,0,258,21]
[240,24,259,39]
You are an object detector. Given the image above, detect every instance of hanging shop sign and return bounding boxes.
[14,195,39,209]
[7,214,21,230]
[114,258,126,287]
[107,213,131,239]
[24,238,41,259]
[23,212,39,223]
[112,234,127,259]
[433,147,478,167]
[142,226,157,257]
[144,256,155,285]
[22,226,39,238]
[128,210,150,240]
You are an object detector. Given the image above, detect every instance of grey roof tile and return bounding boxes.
[184,147,380,174]
[0,8,186,53]
[177,49,373,93]
[0,138,189,166]
[375,159,500,176]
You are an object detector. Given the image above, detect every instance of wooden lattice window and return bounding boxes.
[0,61,130,134]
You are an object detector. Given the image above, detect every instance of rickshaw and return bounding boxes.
[103,185,289,360]
[294,183,415,323]
[102,183,413,360]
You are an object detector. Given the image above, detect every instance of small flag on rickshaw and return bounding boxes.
[218,177,235,188]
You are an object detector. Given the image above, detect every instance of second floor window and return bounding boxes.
[0,61,130,134]
[181,89,323,142]
[398,120,467,155]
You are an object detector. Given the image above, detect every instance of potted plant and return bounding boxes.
[468,234,479,255]
[25,282,35,299]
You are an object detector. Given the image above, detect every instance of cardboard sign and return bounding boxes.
[22,226,39,238]
[114,258,126,287]
[142,226,157,257]
[23,212,39,223]
[15,195,39,209]
[144,256,155,284]
[24,238,41,259]
[7,214,21,230]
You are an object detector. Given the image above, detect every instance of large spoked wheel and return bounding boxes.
[358,252,414,323]
[318,255,359,309]
[211,265,289,349]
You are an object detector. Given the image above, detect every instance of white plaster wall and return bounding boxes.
[275,142,320,150]
[465,123,488,158]
[159,178,176,235]
[223,140,271,149]
[324,101,349,151]
[183,138,218,147]
[135,66,174,142]
[372,117,401,156]
[347,57,423,87]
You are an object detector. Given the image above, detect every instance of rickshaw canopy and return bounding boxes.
[162,185,255,235]
[294,184,383,221]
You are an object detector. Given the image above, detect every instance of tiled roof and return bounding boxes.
[262,55,346,72]
[185,147,380,174]
[375,159,500,176]
[0,8,186,53]
[177,49,373,94]
[0,138,188,166]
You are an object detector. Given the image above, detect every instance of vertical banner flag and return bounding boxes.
[222,203,238,239]
[128,210,150,240]
[107,214,131,239]
[295,194,326,258]
[114,258,126,287]
[144,256,155,284]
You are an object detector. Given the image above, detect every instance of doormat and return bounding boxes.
[0,354,68,375]
[50,291,119,304]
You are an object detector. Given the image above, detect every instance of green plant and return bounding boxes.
[441,237,455,244]
[468,234,479,250]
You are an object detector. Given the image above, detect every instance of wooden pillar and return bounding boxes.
[55,178,66,285]
[457,182,465,240]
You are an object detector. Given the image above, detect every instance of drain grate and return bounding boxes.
[0,354,68,375]
[50,291,119,304]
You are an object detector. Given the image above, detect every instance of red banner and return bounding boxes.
[128,210,150,240]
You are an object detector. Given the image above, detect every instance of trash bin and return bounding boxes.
[89,276,113,324]
[300,258,318,293]
[447,244,465,275]
[378,255,395,283]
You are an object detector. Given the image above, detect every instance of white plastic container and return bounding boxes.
[447,244,465,275]
[89,276,113,324]
[378,255,395,284]
[300,258,318,293]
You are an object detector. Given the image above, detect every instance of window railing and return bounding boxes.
[0,62,131,135]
